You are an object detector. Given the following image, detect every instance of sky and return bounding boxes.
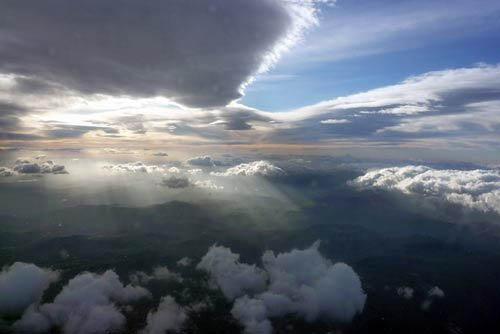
[1,0,500,162]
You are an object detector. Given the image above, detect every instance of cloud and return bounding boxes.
[193,180,224,190]
[152,152,169,157]
[141,296,186,334]
[177,257,193,267]
[43,123,119,139]
[259,241,366,323]
[102,162,166,173]
[397,286,414,299]
[212,161,285,177]
[0,0,322,108]
[198,242,366,333]
[287,0,500,64]
[427,286,445,298]
[421,286,445,311]
[186,155,221,167]
[0,167,15,177]
[320,118,351,124]
[0,262,59,316]
[353,166,500,214]
[197,245,268,301]
[0,157,68,175]
[129,266,183,285]
[264,64,500,149]
[231,296,273,334]
[161,176,191,189]
[14,270,150,334]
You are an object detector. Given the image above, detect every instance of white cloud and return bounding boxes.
[196,245,267,301]
[353,166,500,214]
[427,286,445,298]
[194,180,224,191]
[0,262,59,316]
[186,155,219,167]
[176,257,193,267]
[14,270,150,334]
[421,286,445,311]
[198,242,366,333]
[187,169,203,175]
[8,157,68,175]
[0,166,15,177]
[141,296,186,334]
[271,65,500,122]
[260,241,366,323]
[397,286,414,299]
[167,167,181,174]
[212,161,285,177]
[320,118,351,124]
[231,296,273,334]
[102,161,166,174]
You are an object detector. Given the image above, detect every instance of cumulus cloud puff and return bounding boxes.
[421,286,445,311]
[0,157,68,176]
[0,166,15,177]
[397,286,414,299]
[141,296,186,334]
[198,242,366,333]
[102,161,166,174]
[0,0,322,108]
[0,262,59,316]
[186,155,221,167]
[197,245,268,300]
[161,176,191,189]
[212,161,285,177]
[14,270,150,334]
[353,166,500,214]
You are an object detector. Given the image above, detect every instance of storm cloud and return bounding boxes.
[0,0,320,108]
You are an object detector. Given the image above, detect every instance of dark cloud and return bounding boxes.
[211,108,275,130]
[161,176,191,189]
[0,0,310,108]
[44,123,119,138]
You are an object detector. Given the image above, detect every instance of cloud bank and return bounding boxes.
[0,158,68,176]
[353,166,500,214]
[212,161,285,177]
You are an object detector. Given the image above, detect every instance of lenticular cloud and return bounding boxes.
[353,166,500,214]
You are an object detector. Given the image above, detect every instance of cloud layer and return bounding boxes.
[212,161,285,177]
[353,166,500,214]
[0,0,321,108]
